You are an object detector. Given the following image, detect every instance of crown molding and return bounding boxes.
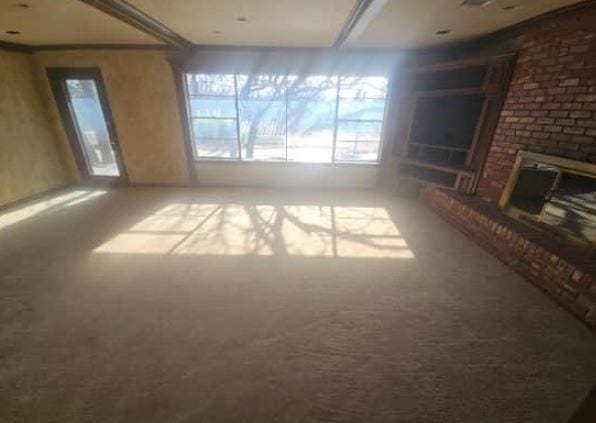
[33,44,174,51]
[0,41,34,54]
[334,0,374,48]
[475,0,596,47]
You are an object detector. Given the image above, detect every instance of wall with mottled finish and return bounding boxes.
[0,50,72,207]
[195,162,378,188]
[35,50,190,186]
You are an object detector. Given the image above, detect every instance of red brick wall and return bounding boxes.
[477,6,596,202]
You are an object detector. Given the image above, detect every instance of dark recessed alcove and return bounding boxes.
[414,66,486,91]
[397,55,516,193]
[408,94,485,168]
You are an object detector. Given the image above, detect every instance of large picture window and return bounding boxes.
[184,73,389,163]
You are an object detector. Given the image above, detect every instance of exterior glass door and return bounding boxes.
[64,79,119,177]
[47,68,126,183]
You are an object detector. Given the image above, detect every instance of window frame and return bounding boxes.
[183,72,390,165]
[334,76,388,163]
[185,74,242,160]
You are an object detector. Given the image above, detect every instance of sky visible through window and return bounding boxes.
[185,73,389,163]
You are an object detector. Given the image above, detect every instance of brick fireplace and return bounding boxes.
[411,3,596,327]
[421,185,596,327]
[476,4,596,202]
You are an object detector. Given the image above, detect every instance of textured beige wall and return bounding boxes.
[0,50,72,207]
[35,50,190,186]
[195,162,378,188]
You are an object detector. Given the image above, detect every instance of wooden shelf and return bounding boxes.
[408,53,517,73]
[414,87,485,97]
[409,142,470,153]
[399,53,516,194]
[398,157,476,176]
[397,174,460,191]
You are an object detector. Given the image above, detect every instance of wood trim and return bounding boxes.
[4,1,594,55]
[401,96,418,159]
[397,54,515,194]
[77,0,193,49]
[183,43,474,57]
[519,151,596,175]
[45,67,129,185]
[409,143,469,153]
[465,97,490,167]
[190,45,400,53]
[186,159,379,168]
[398,174,461,192]
[415,87,486,98]
[127,182,191,188]
[3,42,174,53]
[498,152,525,208]
[469,55,517,194]
[34,44,173,51]
[476,0,596,46]
[169,63,198,185]
[47,69,88,177]
[410,53,517,73]
[183,44,433,64]
[0,41,34,54]
[398,158,476,176]
[83,68,129,184]
[498,150,596,209]
[333,0,374,48]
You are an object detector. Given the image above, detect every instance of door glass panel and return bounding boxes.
[65,79,120,177]
[191,118,239,158]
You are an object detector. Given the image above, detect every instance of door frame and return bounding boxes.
[46,67,128,185]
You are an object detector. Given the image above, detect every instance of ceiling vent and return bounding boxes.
[461,0,495,6]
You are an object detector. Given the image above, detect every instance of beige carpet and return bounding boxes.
[0,187,594,422]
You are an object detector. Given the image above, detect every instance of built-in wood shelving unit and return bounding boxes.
[396,54,516,194]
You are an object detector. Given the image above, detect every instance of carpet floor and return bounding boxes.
[1,187,594,423]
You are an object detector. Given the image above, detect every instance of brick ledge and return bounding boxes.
[420,185,596,328]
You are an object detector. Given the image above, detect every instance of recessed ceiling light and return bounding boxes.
[435,29,452,35]
[6,30,21,35]
[237,17,248,22]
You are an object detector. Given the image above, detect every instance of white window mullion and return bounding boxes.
[233,74,242,160]
[331,76,341,164]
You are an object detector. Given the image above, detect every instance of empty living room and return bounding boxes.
[1,0,596,421]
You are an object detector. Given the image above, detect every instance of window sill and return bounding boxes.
[193,159,379,167]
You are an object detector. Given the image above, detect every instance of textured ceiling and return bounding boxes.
[0,0,588,48]
[347,0,584,48]
[126,0,356,47]
[0,0,159,45]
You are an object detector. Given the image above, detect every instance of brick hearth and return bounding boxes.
[421,185,596,328]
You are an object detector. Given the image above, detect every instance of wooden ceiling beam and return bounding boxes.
[333,0,375,48]
[333,0,388,48]
[78,0,193,49]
